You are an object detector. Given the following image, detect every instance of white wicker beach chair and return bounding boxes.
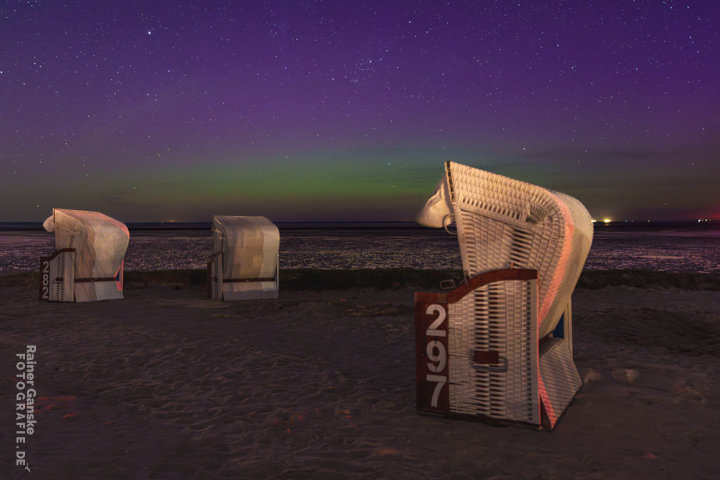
[40,209,129,302]
[208,216,280,301]
[414,161,593,430]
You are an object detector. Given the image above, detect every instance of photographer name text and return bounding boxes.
[16,345,36,473]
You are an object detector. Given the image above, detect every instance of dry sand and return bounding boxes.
[1,272,719,479]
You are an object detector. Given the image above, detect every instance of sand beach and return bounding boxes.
[1,270,719,479]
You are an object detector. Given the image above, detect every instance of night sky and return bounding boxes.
[2,1,719,223]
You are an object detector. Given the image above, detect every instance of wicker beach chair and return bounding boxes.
[414,161,593,430]
[40,209,129,302]
[208,216,280,301]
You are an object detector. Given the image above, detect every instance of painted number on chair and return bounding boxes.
[425,304,447,408]
[40,258,50,301]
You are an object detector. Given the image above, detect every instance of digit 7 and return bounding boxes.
[426,374,446,408]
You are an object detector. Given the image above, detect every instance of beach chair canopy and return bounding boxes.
[209,215,279,300]
[416,161,593,338]
[42,208,129,302]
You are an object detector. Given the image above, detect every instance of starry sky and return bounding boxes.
[2,0,719,223]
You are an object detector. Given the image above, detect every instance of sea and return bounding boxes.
[1,221,719,274]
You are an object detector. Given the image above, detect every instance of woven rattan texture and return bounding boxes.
[447,280,539,424]
[445,162,592,339]
[539,337,582,428]
[53,209,129,301]
[50,250,75,302]
[212,216,280,297]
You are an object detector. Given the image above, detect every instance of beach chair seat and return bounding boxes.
[208,216,279,301]
[414,162,593,430]
[40,209,129,302]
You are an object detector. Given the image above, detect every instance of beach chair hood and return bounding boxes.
[43,208,129,302]
[416,162,593,338]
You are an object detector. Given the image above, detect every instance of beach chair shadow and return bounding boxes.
[39,209,129,302]
[207,215,280,301]
[414,161,593,430]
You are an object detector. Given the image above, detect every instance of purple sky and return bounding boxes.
[2,1,719,222]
